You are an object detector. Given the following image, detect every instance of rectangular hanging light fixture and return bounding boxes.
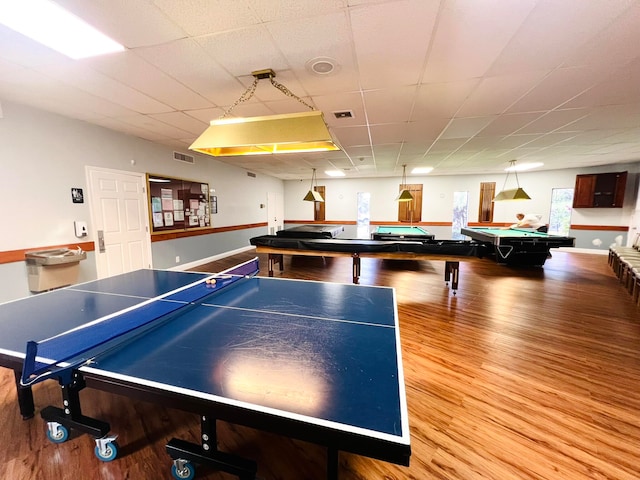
[189,69,339,157]
[189,111,339,157]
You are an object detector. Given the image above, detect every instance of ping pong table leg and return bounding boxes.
[327,447,339,480]
[166,414,257,480]
[40,372,111,444]
[14,370,35,419]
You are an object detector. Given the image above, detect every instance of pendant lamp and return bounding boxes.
[395,165,414,202]
[303,168,324,202]
[493,160,531,201]
[190,69,339,157]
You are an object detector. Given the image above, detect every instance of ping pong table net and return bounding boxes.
[20,258,260,388]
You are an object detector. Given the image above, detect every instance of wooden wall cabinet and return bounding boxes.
[573,171,627,208]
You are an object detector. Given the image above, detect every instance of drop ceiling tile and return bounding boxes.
[488,0,631,76]
[412,80,480,120]
[149,111,209,135]
[563,104,640,130]
[372,143,402,160]
[84,51,207,110]
[424,0,536,82]
[34,62,173,115]
[363,86,416,123]
[518,131,581,149]
[427,138,469,154]
[351,0,439,89]
[563,61,640,109]
[133,38,237,107]
[515,108,591,135]
[115,114,195,138]
[332,125,372,147]
[506,66,611,113]
[478,112,543,136]
[439,116,495,139]
[405,119,450,143]
[369,123,410,144]
[457,71,547,117]
[153,0,260,36]
[563,2,640,68]
[195,26,288,78]
[57,0,187,48]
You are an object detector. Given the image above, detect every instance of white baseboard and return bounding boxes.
[558,247,608,255]
[168,245,255,271]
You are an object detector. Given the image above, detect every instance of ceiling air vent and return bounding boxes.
[333,110,354,119]
[247,172,257,178]
[173,151,194,164]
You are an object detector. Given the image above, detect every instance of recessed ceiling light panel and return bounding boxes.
[0,0,125,59]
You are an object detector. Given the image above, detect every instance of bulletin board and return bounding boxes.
[147,174,211,234]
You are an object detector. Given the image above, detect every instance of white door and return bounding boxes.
[630,187,640,246]
[267,192,284,235]
[87,167,151,278]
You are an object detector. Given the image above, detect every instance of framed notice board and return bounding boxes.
[147,174,211,234]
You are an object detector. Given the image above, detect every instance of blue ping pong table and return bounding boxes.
[0,258,410,479]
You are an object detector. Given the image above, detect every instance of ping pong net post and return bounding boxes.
[20,257,260,388]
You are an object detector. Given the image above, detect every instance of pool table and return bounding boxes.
[460,227,575,266]
[371,226,435,241]
[276,225,344,239]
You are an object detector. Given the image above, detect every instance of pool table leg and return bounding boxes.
[267,254,284,277]
[352,253,361,284]
[444,261,460,294]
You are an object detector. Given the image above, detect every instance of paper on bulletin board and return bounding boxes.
[164,212,174,227]
[151,197,162,213]
[189,215,199,226]
[174,210,184,221]
[153,212,164,227]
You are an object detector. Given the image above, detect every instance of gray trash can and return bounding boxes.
[25,248,87,292]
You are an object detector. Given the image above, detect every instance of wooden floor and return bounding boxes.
[2,250,639,479]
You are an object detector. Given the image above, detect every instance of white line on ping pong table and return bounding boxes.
[199,302,396,329]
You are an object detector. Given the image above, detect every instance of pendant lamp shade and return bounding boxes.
[493,187,531,201]
[493,160,531,201]
[303,168,324,202]
[395,164,413,202]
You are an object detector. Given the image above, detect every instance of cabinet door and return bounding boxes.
[612,172,627,207]
[573,174,596,208]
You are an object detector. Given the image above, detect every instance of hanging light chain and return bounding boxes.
[220,77,259,118]
[269,77,315,111]
[221,69,315,118]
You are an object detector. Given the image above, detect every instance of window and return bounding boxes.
[549,188,574,236]
[356,192,371,238]
[452,191,469,240]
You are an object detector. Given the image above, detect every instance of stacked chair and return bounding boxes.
[609,233,640,306]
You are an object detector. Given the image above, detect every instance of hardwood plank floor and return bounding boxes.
[1,250,639,479]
